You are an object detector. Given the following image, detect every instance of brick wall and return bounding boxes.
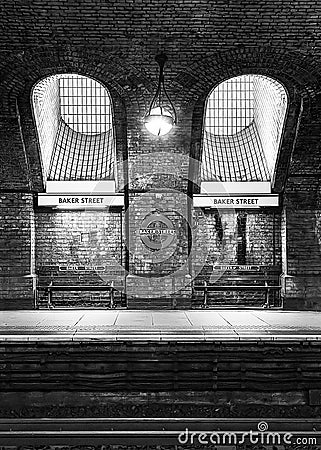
[0,193,35,309]
[125,148,192,308]
[246,210,281,265]
[192,208,281,306]
[35,209,125,308]
[125,125,193,307]
[1,1,321,309]
[126,189,191,308]
[193,209,281,267]
[282,176,321,310]
[0,119,31,191]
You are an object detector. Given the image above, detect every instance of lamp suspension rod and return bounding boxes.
[152,52,176,124]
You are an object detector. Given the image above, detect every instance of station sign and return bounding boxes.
[38,193,277,209]
[59,265,106,272]
[213,265,271,271]
[38,194,124,208]
[139,212,176,251]
[193,194,279,208]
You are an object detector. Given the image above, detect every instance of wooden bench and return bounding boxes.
[44,282,119,309]
[193,266,282,308]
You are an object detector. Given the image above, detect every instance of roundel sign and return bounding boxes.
[139,212,176,251]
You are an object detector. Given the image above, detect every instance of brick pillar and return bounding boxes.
[0,117,36,309]
[0,193,36,309]
[126,188,192,308]
[125,111,193,308]
[282,176,321,310]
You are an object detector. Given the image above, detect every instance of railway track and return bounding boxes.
[0,417,320,445]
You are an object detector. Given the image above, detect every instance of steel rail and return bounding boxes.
[0,417,320,445]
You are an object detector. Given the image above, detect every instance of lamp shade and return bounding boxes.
[144,107,174,136]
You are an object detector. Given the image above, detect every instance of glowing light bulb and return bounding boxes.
[144,107,174,136]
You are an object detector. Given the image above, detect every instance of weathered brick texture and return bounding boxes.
[0,193,35,308]
[192,209,282,306]
[1,1,321,308]
[35,209,125,307]
[282,176,321,309]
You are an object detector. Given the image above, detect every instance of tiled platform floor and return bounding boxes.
[0,309,320,341]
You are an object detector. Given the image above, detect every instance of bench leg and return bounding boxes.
[264,286,271,308]
[47,289,52,309]
[34,289,38,310]
[110,288,114,309]
[204,284,208,308]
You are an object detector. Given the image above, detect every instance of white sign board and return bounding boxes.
[193,194,279,208]
[46,180,116,194]
[38,194,124,208]
[201,181,271,194]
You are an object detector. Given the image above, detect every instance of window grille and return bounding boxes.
[59,75,112,135]
[205,75,254,136]
[202,75,287,182]
[33,74,115,181]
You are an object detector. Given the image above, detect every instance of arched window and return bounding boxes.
[201,75,288,182]
[32,74,115,182]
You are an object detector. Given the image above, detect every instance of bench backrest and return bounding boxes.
[194,265,281,285]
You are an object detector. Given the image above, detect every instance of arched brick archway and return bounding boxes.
[0,46,154,114]
[182,47,321,194]
[0,46,159,191]
[0,50,150,191]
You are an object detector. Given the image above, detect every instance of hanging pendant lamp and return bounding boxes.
[144,53,177,136]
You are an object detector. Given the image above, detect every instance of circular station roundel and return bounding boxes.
[139,212,176,251]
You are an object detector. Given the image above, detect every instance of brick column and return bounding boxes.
[282,176,321,310]
[125,109,193,307]
[0,118,36,309]
[126,188,192,308]
[0,193,36,309]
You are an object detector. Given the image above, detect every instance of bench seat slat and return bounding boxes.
[197,277,279,282]
[47,285,114,291]
[194,285,281,291]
